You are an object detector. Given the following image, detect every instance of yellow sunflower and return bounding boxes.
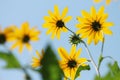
[58,46,87,80]
[93,0,111,5]
[76,6,113,45]
[31,50,44,68]
[0,26,16,45]
[11,22,40,53]
[42,5,72,39]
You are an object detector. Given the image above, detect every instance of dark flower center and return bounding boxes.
[68,60,77,68]
[91,21,101,31]
[0,34,6,44]
[22,35,30,43]
[56,20,64,28]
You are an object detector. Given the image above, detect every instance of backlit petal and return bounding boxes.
[58,47,69,60]
[91,6,96,20]
[54,5,60,17]
[75,48,82,59]
[19,43,23,53]
[61,7,68,18]
[106,0,111,5]
[26,43,32,51]
[70,45,76,58]
[63,16,72,23]
[21,22,29,34]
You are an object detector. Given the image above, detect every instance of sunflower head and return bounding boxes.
[69,34,83,46]
[32,50,44,68]
[11,22,40,53]
[43,5,72,39]
[0,26,16,44]
[76,6,113,45]
[58,46,87,80]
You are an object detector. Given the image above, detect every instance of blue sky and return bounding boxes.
[0,0,120,80]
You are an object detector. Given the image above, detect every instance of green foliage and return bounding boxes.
[75,65,90,79]
[94,61,120,80]
[40,45,63,80]
[0,51,21,68]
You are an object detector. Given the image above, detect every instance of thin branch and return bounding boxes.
[103,56,116,61]
[64,26,76,35]
[82,41,101,77]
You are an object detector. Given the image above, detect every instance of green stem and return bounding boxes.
[97,37,105,76]
[22,68,32,80]
[82,41,101,77]
[64,26,76,35]
[103,56,115,61]
[101,37,105,55]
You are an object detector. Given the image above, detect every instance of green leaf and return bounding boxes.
[94,61,120,80]
[75,65,90,79]
[0,51,21,68]
[40,45,62,80]
[108,61,120,74]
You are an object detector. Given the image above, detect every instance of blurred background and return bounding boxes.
[0,0,120,80]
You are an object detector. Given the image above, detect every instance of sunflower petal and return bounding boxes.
[64,68,70,78]
[70,45,76,58]
[44,16,53,22]
[62,27,68,32]
[61,7,68,18]
[106,0,111,5]
[58,47,69,60]
[42,23,53,28]
[36,50,41,57]
[103,28,113,35]
[26,43,32,51]
[54,5,60,17]
[71,68,76,80]
[48,10,54,17]
[46,27,55,35]
[19,43,23,53]
[21,22,29,34]
[78,58,87,65]
[94,37,99,45]
[91,6,96,20]
[63,16,72,23]
[96,31,103,41]
[102,22,114,27]
[75,48,82,59]
[87,31,95,45]
[98,6,104,16]
[11,41,19,50]
[30,30,40,37]
[81,10,90,18]
[94,0,101,3]
[99,14,108,23]
[31,37,39,41]
[51,27,57,39]
[56,29,61,39]
[7,37,16,42]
